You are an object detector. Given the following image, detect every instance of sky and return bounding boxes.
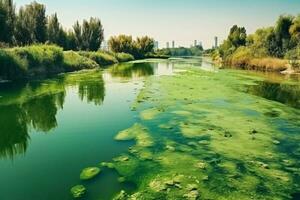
[16,0,300,49]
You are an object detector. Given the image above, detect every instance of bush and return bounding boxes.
[79,51,118,66]
[12,45,64,71]
[63,51,99,71]
[226,47,253,67]
[0,49,28,80]
[114,53,134,62]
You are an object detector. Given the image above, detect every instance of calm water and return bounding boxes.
[0,59,299,200]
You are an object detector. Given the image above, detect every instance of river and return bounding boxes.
[0,58,299,200]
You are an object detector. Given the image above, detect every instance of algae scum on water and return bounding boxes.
[73,60,300,200]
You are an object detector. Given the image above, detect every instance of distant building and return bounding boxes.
[166,42,170,49]
[214,36,218,48]
[172,41,175,48]
[194,40,197,47]
[154,41,159,50]
[101,40,109,51]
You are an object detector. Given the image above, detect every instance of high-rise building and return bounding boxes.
[172,41,175,48]
[214,36,218,48]
[194,40,197,47]
[166,42,170,49]
[154,41,159,50]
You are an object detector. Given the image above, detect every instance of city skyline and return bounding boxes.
[16,0,300,48]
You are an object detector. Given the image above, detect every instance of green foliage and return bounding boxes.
[0,48,27,80]
[72,18,104,51]
[156,46,203,57]
[228,25,247,47]
[218,14,300,71]
[63,51,99,71]
[114,52,134,62]
[108,35,135,55]
[0,0,15,44]
[79,51,118,66]
[15,1,47,45]
[108,35,155,59]
[12,44,64,70]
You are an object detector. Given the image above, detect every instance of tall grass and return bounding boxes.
[79,51,118,66]
[0,45,136,81]
[225,47,288,72]
[63,51,99,71]
[12,45,64,71]
[0,49,27,80]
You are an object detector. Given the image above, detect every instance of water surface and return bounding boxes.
[0,58,299,200]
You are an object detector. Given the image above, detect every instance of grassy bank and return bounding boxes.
[212,47,290,72]
[0,45,135,81]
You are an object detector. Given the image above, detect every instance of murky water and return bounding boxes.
[0,58,299,200]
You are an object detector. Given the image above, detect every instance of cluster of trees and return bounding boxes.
[157,45,203,57]
[0,0,104,51]
[108,35,155,59]
[218,15,300,61]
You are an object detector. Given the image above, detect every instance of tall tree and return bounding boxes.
[47,13,60,44]
[0,0,15,44]
[273,15,293,56]
[228,25,247,47]
[74,18,104,51]
[73,21,82,50]
[15,1,47,45]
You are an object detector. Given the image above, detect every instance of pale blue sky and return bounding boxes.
[16,0,300,48]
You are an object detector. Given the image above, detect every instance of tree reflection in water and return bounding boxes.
[0,70,105,159]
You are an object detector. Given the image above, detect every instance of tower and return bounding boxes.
[172,41,175,48]
[194,40,197,47]
[166,42,170,49]
[214,36,218,48]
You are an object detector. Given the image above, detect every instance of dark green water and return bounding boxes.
[0,59,299,200]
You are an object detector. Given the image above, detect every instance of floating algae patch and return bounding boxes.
[80,167,101,180]
[70,185,86,198]
[140,108,163,120]
[115,123,154,147]
[96,61,300,199]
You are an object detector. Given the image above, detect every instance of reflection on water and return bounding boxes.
[247,81,300,109]
[108,62,154,79]
[0,71,105,159]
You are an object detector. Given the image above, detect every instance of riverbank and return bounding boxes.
[0,45,135,81]
[211,53,300,74]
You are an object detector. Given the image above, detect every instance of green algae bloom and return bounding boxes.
[70,185,86,198]
[114,123,154,147]
[107,62,300,199]
[80,167,101,180]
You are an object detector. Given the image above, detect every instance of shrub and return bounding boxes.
[79,51,118,66]
[226,47,253,67]
[63,51,99,71]
[0,49,28,80]
[114,53,134,62]
[12,44,64,71]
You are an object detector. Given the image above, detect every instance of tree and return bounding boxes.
[47,13,60,44]
[273,15,293,56]
[73,21,82,50]
[72,18,104,51]
[289,15,300,46]
[135,36,154,57]
[0,0,15,44]
[228,25,247,47]
[108,35,135,54]
[15,1,47,45]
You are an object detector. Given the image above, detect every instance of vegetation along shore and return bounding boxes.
[210,15,300,74]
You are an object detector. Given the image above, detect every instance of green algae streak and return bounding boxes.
[102,59,300,200]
